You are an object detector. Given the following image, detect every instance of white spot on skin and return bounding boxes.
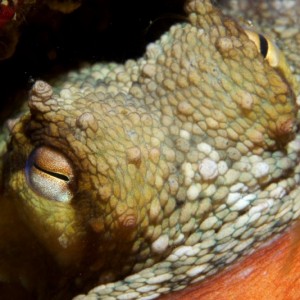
[186,264,208,277]
[191,275,206,284]
[180,129,191,140]
[151,234,169,254]
[249,199,274,216]
[173,246,193,257]
[230,182,248,193]
[147,273,173,284]
[88,284,113,295]
[248,212,261,223]
[288,138,300,153]
[231,194,256,211]
[198,158,218,181]
[136,285,160,293]
[173,233,185,245]
[146,43,163,59]
[117,292,140,300]
[226,192,241,205]
[140,294,161,300]
[197,143,212,155]
[251,162,269,178]
[187,184,202,201]
[270,186,286,199]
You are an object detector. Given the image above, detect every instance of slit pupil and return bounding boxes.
[258,34,268,58]
[33,163,70,182]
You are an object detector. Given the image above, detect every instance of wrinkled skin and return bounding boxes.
[0,0,300,299]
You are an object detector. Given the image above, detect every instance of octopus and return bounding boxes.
[0,0,299,299]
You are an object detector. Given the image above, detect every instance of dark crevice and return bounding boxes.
[33,163,70,182]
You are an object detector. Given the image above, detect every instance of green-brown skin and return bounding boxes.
[0,0,300,299]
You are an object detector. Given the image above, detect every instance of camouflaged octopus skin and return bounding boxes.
[1,0,300,299]
[220,0,300,86]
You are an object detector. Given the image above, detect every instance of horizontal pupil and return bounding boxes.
[258,33,268,58]
[33,163,70,182]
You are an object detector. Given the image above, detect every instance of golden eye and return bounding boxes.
[25,146,76,202]
[244,29,281,66]
[244,29,297,92]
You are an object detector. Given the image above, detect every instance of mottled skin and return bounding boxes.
[0,0,300,299]
[220,0,300,78]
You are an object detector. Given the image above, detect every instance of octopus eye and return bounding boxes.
[257,33,269,59]
[25,146,76,202]
[244,28,297,91]
[244,29,282,68]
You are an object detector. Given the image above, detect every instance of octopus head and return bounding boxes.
[5,74,169,296]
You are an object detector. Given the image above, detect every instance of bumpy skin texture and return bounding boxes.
[220,0,300,80]
[0,0,300,299]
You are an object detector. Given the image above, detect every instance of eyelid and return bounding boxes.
[244,29,281,67]
[32,147,74,178]
[244,29,298,93]
[25,146,76,203]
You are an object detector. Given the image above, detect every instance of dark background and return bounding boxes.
[0,0,186,120]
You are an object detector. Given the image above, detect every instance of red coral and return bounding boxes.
[0,2,16,28]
